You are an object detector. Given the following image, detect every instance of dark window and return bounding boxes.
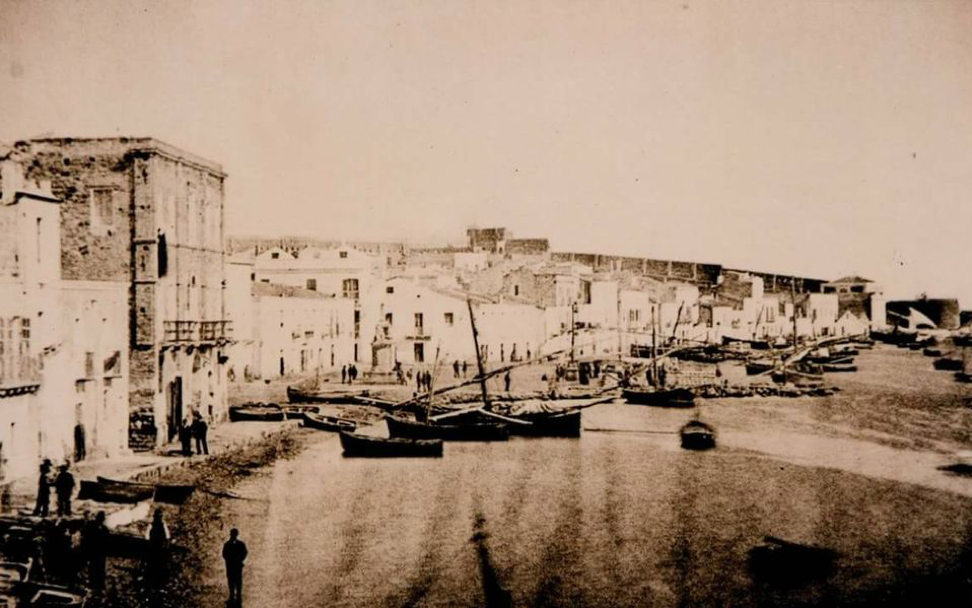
[386,286,394,294]
[339,251,348,259]
[271,252,280,259]
[306,278,317,291]
[444,313,454,325]
[414,313,424,330]
[385,313,393,325]
[414,342,425,363]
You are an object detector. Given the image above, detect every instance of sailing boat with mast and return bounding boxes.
[622,301,697,407]
[385,316,511,441]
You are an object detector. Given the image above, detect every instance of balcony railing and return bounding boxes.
[0,354,42,395]
[163,320,233,343]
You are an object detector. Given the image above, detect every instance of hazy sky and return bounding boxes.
[1,0,970,305]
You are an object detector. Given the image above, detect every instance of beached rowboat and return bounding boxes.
[302,412,356,433]
[338,431,443,457]
[385,415,508,441]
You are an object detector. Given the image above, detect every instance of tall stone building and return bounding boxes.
[13,138,230,449]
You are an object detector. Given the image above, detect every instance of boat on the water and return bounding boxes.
[934,357,963,371]
[77,477,155,503]
[749,535,837,583]
[302,412,356,433]
[228,404,285,422]
[621,387,695,408]
[339,431,443,457]
[746,360,776,375]
[287,385,373,404]
[822,363,857,373]
[680,420,716,450]
[386,415,508,441]
[281,404,318,420]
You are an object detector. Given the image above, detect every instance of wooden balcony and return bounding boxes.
[163,320,233,344]
[0,354,42,397]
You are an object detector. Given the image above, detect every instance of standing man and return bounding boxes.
[341,365,347,384]
[83,511,109,593]
[192,412,210,456]
[462,361,468,377]
[54,463,75,517]
[33,459,53,517]
[453,360,460,378]
[179,417,193,456]
[504,370,512,394]
[222,528,248,605]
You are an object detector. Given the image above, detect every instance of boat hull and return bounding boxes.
[386,416,508,441]
[303,412,356,433]
[339,432,443,457]
[77,477,155,503]
[287,386,371,405]
[228,405,285,422]
[622,388,695,408]
[680,421,716,450]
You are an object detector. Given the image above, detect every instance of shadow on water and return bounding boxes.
[471,510,512,608]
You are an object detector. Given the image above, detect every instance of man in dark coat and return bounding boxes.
[192,413,209,456]
[83,511,109,592]
[453,360,460,378]
[54,464,75,517]
[462,361,468,377]
[33,459,53,517]
[222,528,248,604]
[504,370,511,393]
[341,365,347,384]
[179,417,193,456]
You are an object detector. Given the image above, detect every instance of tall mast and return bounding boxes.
[467,298,490,409]
[426,344,441,419]
[651,303,658,384]
[791,280,798,352]
[569,301,577,364]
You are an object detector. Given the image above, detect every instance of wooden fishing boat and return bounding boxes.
[621,387,695,408]
[505,410,582,438]
[933,357,963,371]
[153,484,195,505]
[24,584,87,607]
[0,558,31,587]
[303,412,356,433]
[228,404,285,422]
[77,477,155,503]
[749,535,837,583]
[338,431,443,457]
[746,360,776,375]
[286,385,372,405]
[281,404,318,420]
[923,347,944,357]
[386,415,508,441]
[822,363,857,373]
[680,420,716,451]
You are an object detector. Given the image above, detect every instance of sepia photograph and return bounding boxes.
[1,0,971,606]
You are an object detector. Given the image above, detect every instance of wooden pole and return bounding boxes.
[467,298,490,409]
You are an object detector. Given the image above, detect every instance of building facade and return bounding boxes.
[14,138,230,448]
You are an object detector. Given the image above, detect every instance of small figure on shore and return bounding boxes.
[416,369,423,392]
[504,370,511,393]
[192,412,210,456]
[424,371,432,392]
[180,417,193,456]
[222,528,248,605]
[74,421,87,462]
[33,459,53,517]
[462,361,468,377]
[83,511,109,592]
[145,508,170,584]
[453,360,460,378]
[54,463,75,517]
[341,365,347,384]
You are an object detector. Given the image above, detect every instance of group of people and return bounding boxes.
[178,410,210,457]
[451,359,470,378]
[340,364,359,384]
[415,369,434,392]
[34,459,76,518]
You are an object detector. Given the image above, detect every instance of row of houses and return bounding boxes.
[222,235,891,382]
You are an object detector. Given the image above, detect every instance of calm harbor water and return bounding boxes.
[196,346,972,607]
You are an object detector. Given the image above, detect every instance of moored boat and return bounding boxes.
[386,415,508,441]
[746,360,776,376]
[822,363,857,373]
[622,387,695,408]
[680,420,716,450]
[287,385,372,404]
[748,535,837,583]
[76,477,155,503]
[933,357,963,371]
[339,431,443,457]
[302,412,356,433]
[228,404,285,422]
[281,404,318,420]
